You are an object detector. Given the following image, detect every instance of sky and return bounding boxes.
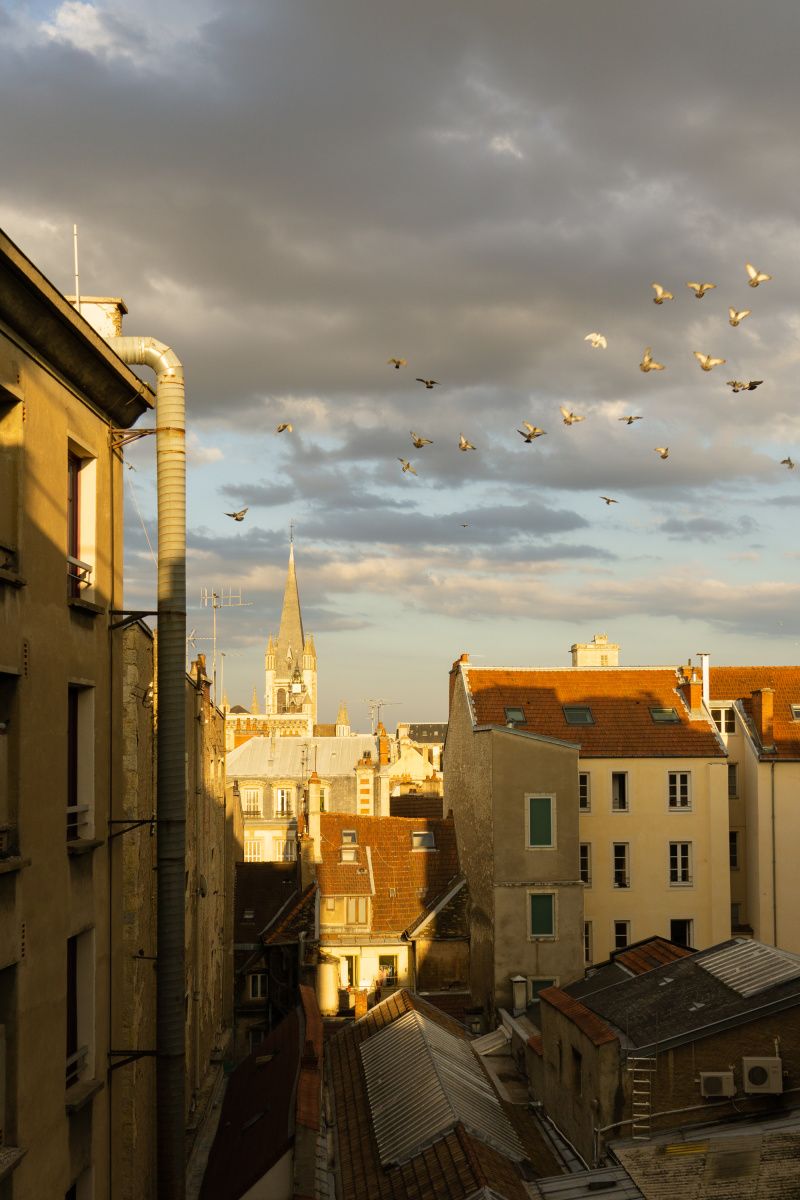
[3,0,800,727]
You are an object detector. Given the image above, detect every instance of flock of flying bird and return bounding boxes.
[223,260,788,523]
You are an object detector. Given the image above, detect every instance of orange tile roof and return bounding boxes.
[710,666,800,759]
[296,985,323,1131]
[538,986,618,1047]
[527,1035,543,1056]
[465,667,724,758]
[614,938,693,975]
[318,813,460,935]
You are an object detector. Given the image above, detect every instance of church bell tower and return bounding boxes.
[264,543,317,736]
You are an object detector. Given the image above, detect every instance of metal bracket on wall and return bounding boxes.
[108,1050,158,1073]
[109,609,158,631]
[109,427,156,450]
[108,815,158,839]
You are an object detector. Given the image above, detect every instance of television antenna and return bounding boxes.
[361,698,401,734]
[200,587,253,706]
[185,627,213,673]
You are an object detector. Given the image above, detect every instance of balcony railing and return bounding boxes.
[67,555,93,590]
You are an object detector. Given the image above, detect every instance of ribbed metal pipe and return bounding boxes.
[107,336,186,1200]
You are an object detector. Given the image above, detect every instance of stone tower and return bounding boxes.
[263,545,317,736]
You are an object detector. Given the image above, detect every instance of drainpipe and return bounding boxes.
[771,760,777,947]
[106,336,186,1200]
[194,677,203,1097]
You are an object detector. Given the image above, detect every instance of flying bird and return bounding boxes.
[460,523,469,527]
[600,496,618,505]
[416,378,439,389]
[518,425,546,442]
[746,263,771,287]
[560,407,584,426]
[397,458,418,475]
[459,434,476,451]
[686,282,716,298]
[225,508,248,521]
[410,431,433,447]
[654,447,669,459]
[781,457,795,469]
[694,351,726,372]
[727,380,746,392]
[744,380,763,391]
[652,283,674,304]
[585,333,607,349]
[387,358,407,369]
[640,347,664,372]
[618,415,643,425]
[275,423,293,434]
[729,307,751,327]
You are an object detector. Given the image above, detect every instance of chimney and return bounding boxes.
[697,653,710,706]
[751,689,775,750]
[354,988,368,1019]
[377,722,389,766]
[307,771,322,863]
[449,653,470,714]
[679,673,703,716]
[66,296,127,338]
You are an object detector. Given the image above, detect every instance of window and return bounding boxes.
[378,954,398,984]
[325,897,335,912]
[274,787,293,815]
[342,830,357,843]
[563,705,594,726]
[67,688,79,840]
[247,1028,266,1055]
[66,685,94,841]
[66,449,95,598]
[579,773,590,811]
[249,973,268,999]
[583,922,593,964]
[731,903,741,925]
[650,706,680,723]
[504,707,525,725]
[668,772,691,810]
[66,930,94,1089]
[528,978,555,1001]
[319,787,327,812]
[727,764,738,799]
[529,893,555,938]
[614,920,630,950]
[670,918,692,947]
[611,773,628,812]
[729,830,739,870]
[272,838,296,861]
[572,1048,583,1097]
[67,452,81,598]
[411,830,435,849]
[527,795,554,848]
[579,843,591,886]
[341,955,359,987]
[244,840,263,862]
[711,707,736,733]
[241,788,261,815]
[669,841,692,885]
[613,843,629,888]
[346,897,368,925]
[791,705,800,722]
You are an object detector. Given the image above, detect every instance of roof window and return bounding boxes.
[650,707,680,724]
[342,829,357,844]
[563,705,594,726]
[791,705,800,722]
[242,908,255,923]
[504,707,526,726]
[411,830,435,850]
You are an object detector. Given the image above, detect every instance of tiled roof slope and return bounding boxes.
[465,667,723,758]
[616,1130,800,1200]
[538,987,618,1047]
[326,990,535,1200]
[263,884,317,945]
[614,938,693,975]
[710,666,800,758]
[318,813,460,934]
[234,861,298,943]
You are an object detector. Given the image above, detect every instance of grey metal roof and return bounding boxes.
[358,1008,525,1168]
[697,938,800,998]
[226,735,377,779]
[534,1166,644,1200]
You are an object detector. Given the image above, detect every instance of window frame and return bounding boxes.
[244,839,263,862]
[613,919,631,951]
[579,842,592,888]
[528,891,556,940]
[249,973,268,1000]
[66,440,97,601]
[729,829,740,870]
[649,706,680,724]
[345,896,369,926]
[667,770,692,811]
[583,921,593,965]
[727,763,738,799]
[579,772,591,812]
[611,771,629,813]
[66,683,95,842]
[669,917,693,948]
[504,706,525,725]
[241,787,261,815]
[791,705,800,722]
[563,705,594,726]
[526,793,556,850]
[274,786,293,816]
[668,840,693,887]
[612,841,630,889]
[711,707,736,734]
[527,976,557,1002]
[411,830,435,850]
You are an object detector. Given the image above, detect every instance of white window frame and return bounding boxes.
[669,917,694,947]
[67,437,98,602]
[612,841,630,889]
[668,841,693,887]
[411,830,435,850]
[272,837,296,862]
[527,890,557,940]
[249,973,268,999]
[579,772,591,812]
[346,896,368,925]
[244,839,263,862]
[526,793,556,850]
[711,706,736,734]
[274,786,293,816]
[667,770,692,811]
[241,787,261,816]
[579,842,592,888]
[727,763,738,799]
[611,771,629,813]
[67,683,96,840]
[613,919,631,951]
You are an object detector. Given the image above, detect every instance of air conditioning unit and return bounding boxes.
[699,1071,735,1098]
[742,1057,783,1094]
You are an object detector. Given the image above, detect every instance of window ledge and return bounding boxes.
[0,855,30,875]
[69,596,105,616]
[0,1146,27,1184]
[0,565,26,588]
[411,847,438,853]
[66,1077,104,1113]
[67,838,105,856]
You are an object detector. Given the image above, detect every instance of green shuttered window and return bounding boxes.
[528,795,553,847]
[529,894,555,937]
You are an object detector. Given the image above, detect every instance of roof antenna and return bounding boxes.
[72,224,81,315]
[290,516,294,545]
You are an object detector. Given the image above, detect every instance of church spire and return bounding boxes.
[336,698,350,737]
[276,543,305,675]
[251,686,260,715]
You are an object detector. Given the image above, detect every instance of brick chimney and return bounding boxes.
[751,689,775,750]
[449,653,470,714]
[678,673,703,716]
[354,988,368,1019]
[377,721,390,766]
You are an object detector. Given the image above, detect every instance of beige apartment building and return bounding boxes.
[0,229,151,1198]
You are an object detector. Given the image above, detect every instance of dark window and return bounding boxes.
[579,844,591,885]
[613,843,629,888]
[727,763,738,798]
[669,842,691,884]
[579,773,590,811]
[504,707,525,725]
[572,1047,583,1097]
[650,707,680,723]
[378,954,398,983]
[670,918,692,947]
[67,688,79,840]
[729,830,739,870]
[529,894,555,937]
[67,453,80,597]
[528,796,553,847]
[711,707,735,733]
[731,903,741,925]
[529,978,555,1001]
[411,830,435,849]
[583,922,592,963]
[66,936,78,1086]
[614,920,630,950]
[611,773,628,811]
[563,705,594,726]
[342,830,357,844]
[668,772,690,809]
[249,973,267,999]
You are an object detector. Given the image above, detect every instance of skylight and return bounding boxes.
[791,705,800,721]
[650,707,680,724]
[563,705,594,726]
[504,707,525,725]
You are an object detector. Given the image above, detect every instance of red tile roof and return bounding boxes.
[527,1035,543,1056]
[538,986,618,1047]
[464,667,724,758]
[614,938,693,975]
[710,666,800,758]
[262,884,316,945]
[296,985,323,1131]
[318,813,460,935]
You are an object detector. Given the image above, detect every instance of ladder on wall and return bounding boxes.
[627,1057,657,1140]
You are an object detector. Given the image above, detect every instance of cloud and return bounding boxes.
[186,432,223,465]
[658,514,758,542]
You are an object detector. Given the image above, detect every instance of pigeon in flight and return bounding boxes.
[410,431,433,448]
[398,458,418,475]
[460,523,469,527]
[600,496,618,505]
[781,457,795,469]
[459,434,476,451]
[654,447,669,459]
[746,263,771,287]
[225,508,248,521]
[694,352,726,372]
[388,358,407,369]
[640,347,664,372]
[518,424,546,442]
[729,307,751,327]
[651,284,674,304]
[585,333,607,349]
[618,415,643,425]
[416,378,439,389]
[743,380,763,391]
[560,407,585,425]
[686,282,716,298]
[275,423,293,434]
[727,380,746,393]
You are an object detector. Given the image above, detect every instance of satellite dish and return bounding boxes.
[198,874,208,898]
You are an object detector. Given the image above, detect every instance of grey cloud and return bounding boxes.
[658,514,758,543]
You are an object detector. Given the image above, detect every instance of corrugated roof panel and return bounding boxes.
[535,1166,644,1199]
[226,734,377,778]
[359,1009,524,1167]
[698,939,800,997]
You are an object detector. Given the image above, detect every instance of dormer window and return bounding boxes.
[563,705,594,726]
[650,707,680,724]
[411,830,435,850]
[341,829,358,863]
[791,705,800,722]
[504,707,525,726]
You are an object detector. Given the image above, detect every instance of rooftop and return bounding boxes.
[227,734,378,778]
[233,861,297,943]
[710,665,800,758]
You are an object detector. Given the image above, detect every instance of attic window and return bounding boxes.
[563,705,594,726]
[342,830,357,844]
[791,705,800,721]
[504,707,526,725]
[411,830,435,850]
[650,707,680,724]
[243,908,255,923]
